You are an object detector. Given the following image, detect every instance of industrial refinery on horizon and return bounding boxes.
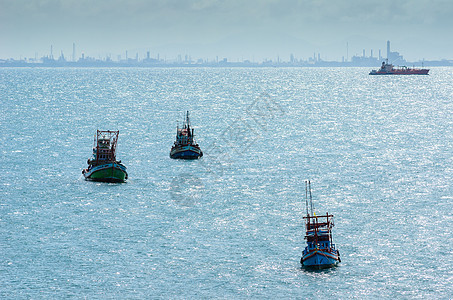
[1,40,451,68]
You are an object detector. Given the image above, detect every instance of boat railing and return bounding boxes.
[307,223,330,230]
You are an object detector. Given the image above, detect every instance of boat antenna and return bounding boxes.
[309,180,314,216]
[305,180,309,216]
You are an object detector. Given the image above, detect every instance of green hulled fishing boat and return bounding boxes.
[82,130,128,183]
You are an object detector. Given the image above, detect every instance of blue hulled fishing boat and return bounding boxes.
[300,181,340,268]
[170,111,203,159]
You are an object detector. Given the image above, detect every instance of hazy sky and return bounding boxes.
[1,0,452,61]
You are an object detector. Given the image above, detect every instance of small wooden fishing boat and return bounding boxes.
[82,130,128,183]
[170,111,203,159]
[300,181,340,268]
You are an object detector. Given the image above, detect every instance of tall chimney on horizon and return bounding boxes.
[387,40,390,59]
[346,42,349,62]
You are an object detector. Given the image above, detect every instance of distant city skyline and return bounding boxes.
[2,39,451,66]
[1,0,453,61]
[3,39,452,68]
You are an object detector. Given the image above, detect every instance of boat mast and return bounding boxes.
[111,130,118,161]
[305,181,308,216]
[95,130,100,162]
[308,180,317,238]
[309,180,314,217]
[187,111,191,137]
[328,213,334,246]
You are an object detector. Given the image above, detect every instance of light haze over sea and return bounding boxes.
[1,67,452,298]
[2,1,453,61]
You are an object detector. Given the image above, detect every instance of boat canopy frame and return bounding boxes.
[92,130,119,164]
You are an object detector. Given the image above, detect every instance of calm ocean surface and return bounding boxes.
[1,67,452,299]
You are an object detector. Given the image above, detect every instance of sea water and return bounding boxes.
[0,67,452,298]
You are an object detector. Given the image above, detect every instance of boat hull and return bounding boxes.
[170,145,203,159]
[83,163,128,183]
[301,249,340,269]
